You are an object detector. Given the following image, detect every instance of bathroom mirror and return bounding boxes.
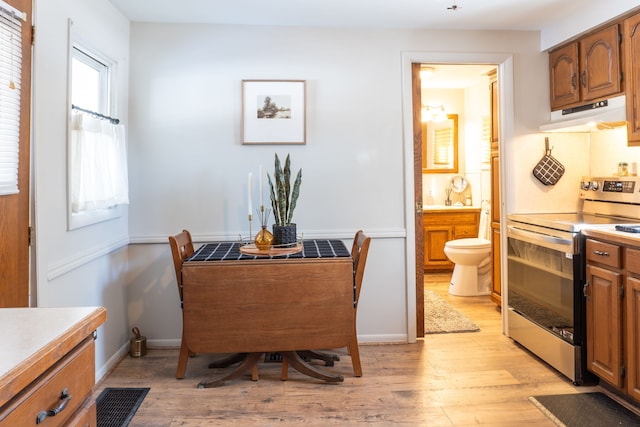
[450,175,467,193]
[422,114,458,174]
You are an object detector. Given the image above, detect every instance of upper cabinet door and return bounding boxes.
[549,43,580,110]
[625,13,640,145]
[579,24,622,102]
[549,24,622,111]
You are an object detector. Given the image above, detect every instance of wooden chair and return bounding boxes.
[168,230,196,379]
[348,229,371,377]
[169,229,259,382]
[281,230,371,379]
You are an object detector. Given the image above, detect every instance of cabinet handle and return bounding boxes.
[571,73,577,89]
[580,70,587,88]
[594,249,610,256]
[36,388,72,424]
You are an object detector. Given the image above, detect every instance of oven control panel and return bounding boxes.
[602,180,635,193]
[579,176,640,204]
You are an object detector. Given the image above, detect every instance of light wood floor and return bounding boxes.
[94,273,598,426]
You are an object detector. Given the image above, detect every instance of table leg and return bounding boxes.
[280,351,344,383]
[297,350,340,366]
[198,352,263,388]
[207,353,247,369]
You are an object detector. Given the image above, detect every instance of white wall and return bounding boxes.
[541,0,640,50]
[125,24,546,347]
[589,127,640,176]
[32,0,131,378]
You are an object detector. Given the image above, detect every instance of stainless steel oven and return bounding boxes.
[506,176,640,385]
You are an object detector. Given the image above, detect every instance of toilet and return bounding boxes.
[444,207,492,296]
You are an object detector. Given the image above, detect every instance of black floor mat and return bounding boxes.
[530,392,640,426]
[96,387,149,427]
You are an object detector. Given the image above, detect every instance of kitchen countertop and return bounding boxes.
[0,306,107,407]
[582,226,640,248]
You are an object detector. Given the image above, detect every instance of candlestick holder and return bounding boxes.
[248,214,253,244]
[254,206,273,250]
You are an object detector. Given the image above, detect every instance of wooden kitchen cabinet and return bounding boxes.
[585,238,623,388]
[423,210,479,271]
[624,13,640,145]
[549,24,622,111]
[625,248,640,402]
[585,263,623,387]
[584,236,640,404]
[0,307,106,426]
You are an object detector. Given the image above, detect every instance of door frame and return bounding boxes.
[401,51,513,340]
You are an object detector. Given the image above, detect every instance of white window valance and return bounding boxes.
[70,112,129,213]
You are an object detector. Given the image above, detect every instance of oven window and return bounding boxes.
[507,238,575,342]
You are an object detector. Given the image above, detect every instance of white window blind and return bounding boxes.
[0,1,24,195]
[432,127,453,165]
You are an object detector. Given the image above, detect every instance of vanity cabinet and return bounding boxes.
[423,209,479,271]
[0,307,106,426]
[584,237,640,403]
[549,24,622,111]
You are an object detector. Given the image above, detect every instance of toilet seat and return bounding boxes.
[445,238,491,250]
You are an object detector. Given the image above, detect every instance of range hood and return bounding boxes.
[540,95,627,133]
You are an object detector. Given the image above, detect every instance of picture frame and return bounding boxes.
[242,80,306,145]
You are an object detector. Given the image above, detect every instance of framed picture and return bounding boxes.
[242,80,306,144]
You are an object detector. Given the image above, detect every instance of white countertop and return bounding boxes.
[424,205,481,211]
[0,307,105,383]
[582,226,640,247]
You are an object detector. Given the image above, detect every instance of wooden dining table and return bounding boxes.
[180,239,354,387]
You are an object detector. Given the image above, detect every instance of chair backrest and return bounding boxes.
[168,229,195,302]
[351,230,371,309]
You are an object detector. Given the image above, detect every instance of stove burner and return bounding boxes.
[615,225,640,233]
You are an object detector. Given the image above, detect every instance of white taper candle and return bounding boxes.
[259,164,263,207]
[248,172,253,216]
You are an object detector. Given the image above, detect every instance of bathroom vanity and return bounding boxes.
[423,207,480,271]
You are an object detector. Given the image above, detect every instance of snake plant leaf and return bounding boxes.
[267,174,280,225]
[269,153,302,226]
[287,169,302,224]
[273,155,287,225]
[283,154,292,219]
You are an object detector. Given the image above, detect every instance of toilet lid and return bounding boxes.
[445,238,491,249]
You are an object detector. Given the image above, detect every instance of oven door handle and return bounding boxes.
[507,225,575,253]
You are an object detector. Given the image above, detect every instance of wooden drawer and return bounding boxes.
[586,239,621,269]
[65,398,96,427]
[454,224,476,239]
[423,211,478,226]
[627,248,640,275]
[0,338,95,427]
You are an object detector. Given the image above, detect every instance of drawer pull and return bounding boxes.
[36,388,72,424]
[594,249,610,257]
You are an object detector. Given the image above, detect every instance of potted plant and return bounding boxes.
[267,153,302,247]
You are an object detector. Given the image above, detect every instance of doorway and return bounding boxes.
[400,52,513,341]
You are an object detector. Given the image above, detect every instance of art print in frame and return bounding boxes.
[242,80,306,144]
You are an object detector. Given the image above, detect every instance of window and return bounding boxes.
[0,2,25,195]
[71,46,109,114]
[68,42,128,229]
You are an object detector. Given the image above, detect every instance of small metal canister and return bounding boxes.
[130,327,147,357]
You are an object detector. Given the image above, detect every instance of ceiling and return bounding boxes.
[107,0,601,32]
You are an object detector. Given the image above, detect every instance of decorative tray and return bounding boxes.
[239,242,303,256]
